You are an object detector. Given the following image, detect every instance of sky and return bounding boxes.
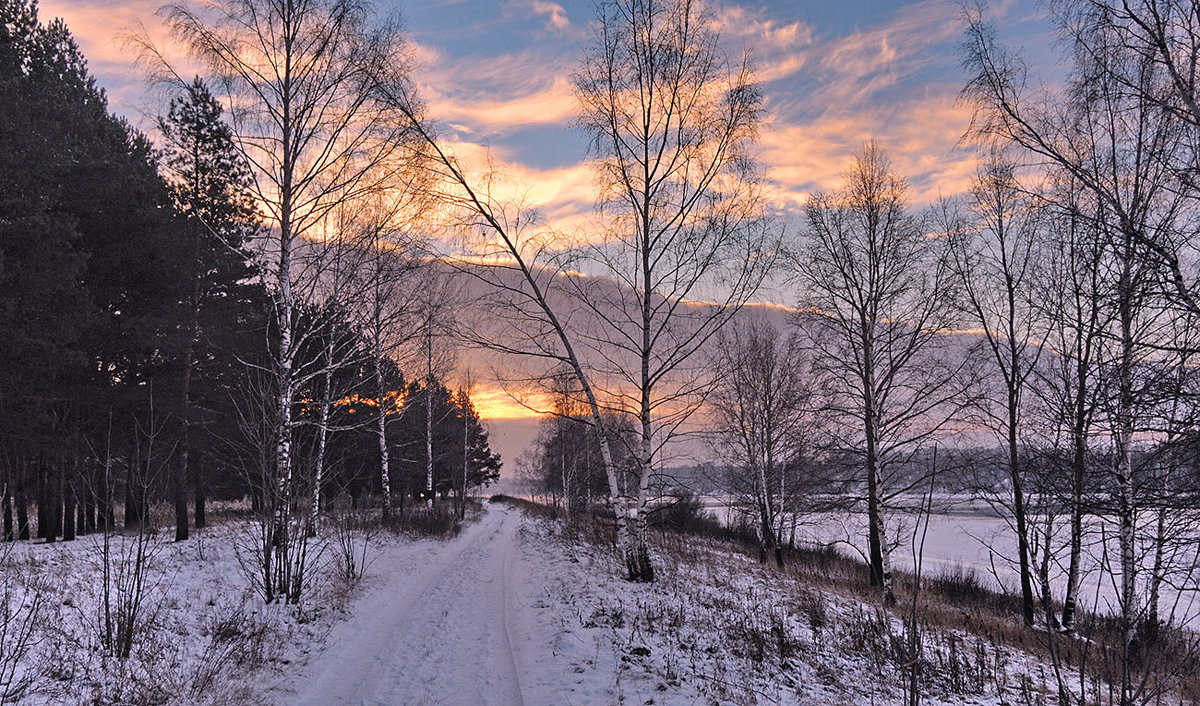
[35,0,1059,464]
[39,0,1057,221]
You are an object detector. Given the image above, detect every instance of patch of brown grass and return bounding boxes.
[510,496,1200,704]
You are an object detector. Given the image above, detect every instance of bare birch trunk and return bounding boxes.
[377,104,635,578]
[872,462,896,606]
[862,334,895,605]
[1061,353,1090,633]
[424,324,433,508]
[309,344,333,535]
[1148,502,1165,630]
[460,394,468,520]
[268,49,297,600]
[1115,243,1138,705]
[629,295,655,583]
[1061,434,1086,633]
[559,422,570,518]
[377,355,392,520]
[1038,510,1058,628]
[1007,381,1035,626]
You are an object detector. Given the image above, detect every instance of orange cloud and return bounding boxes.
[471,385,550,421]
[420,136,598,238]
[758,96,977,208]
[736,1,983,208]
[40,0,200,126]
[425,75,576,134]
[415,46,577,137]
[49,0,988,250]
[713,5,815,83]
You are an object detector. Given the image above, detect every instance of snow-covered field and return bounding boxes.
[2,500,1178,705]
[4,516,342,704]
[515,516,1060,705]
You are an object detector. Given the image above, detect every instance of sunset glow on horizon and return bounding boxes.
[468,386,548,421]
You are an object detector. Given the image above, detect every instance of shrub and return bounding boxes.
[383,504,461,538]
[190,599,279,698]
[650,490,710,530]
[933,565,987,605]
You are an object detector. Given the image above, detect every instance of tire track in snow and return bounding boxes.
[499,517,524,706]
[284,505,528,706]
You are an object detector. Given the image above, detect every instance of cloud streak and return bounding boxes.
[47,0,1042,288]
[511,0,573,32]
[716,0,986,208]
[414,44,578,137]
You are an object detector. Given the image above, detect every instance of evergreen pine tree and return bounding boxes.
[158,77,261,537]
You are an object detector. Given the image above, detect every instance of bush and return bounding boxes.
[799,590,828,636]
[383,505,461,538]
[933,565,987,605]
[0,555,43,704]
[190,599,279,698]
[651,490,708,529]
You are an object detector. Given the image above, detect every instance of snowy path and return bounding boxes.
[284,505,542,706]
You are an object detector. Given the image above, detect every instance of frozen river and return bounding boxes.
[703,496,1200,625]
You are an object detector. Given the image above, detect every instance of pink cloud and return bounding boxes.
[525,0,571,31]
[758,92,977,208]
[423,74,576,135]
[714,5,815,82]
[39,0,200,125]
[415,46,577,136]
[740,1,982,207]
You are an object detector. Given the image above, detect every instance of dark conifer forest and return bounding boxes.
[0,0,499,548]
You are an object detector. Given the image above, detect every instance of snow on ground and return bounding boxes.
[275,503,591,705]
[704,497,1200,625]
[5,514,339,705]
[519,516,1056,706]
[797,511,1200,626]
[5,502,1071,705]
[277,501,1065,705]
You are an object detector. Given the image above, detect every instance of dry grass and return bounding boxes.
[500,496,1200,705]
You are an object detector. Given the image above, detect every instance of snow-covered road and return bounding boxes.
[284,505,544,706]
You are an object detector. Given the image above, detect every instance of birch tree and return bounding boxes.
[148,0,419,603]
[365,102,638,572]
[795,142,962,605]
[569,0,772,581]
[707,316,819,568]
[1058,0,1200,317]
[347,192,428,520]
[965,9,1199,701]
[374,0,770,582]
[945,153,1047,626]
[403,269,459,507]
[1030,186,1110,634]
[305,235,359,533]
[1142,311,1200,632]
